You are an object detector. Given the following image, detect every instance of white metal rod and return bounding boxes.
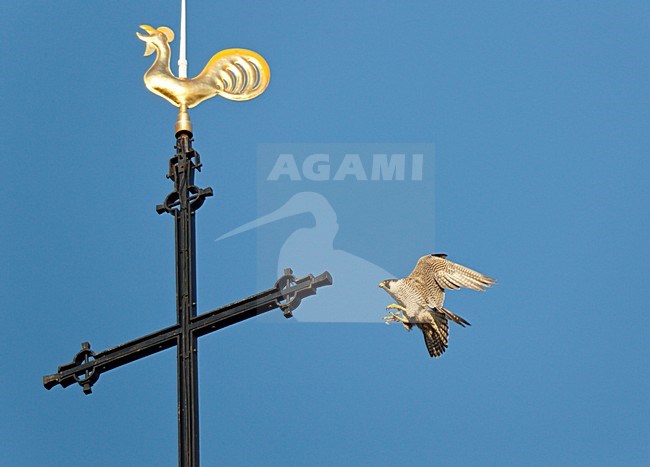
[178,0,188,78]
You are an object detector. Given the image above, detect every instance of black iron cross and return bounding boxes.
[43,130,332,466]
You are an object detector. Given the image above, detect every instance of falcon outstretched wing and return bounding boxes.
[409,254,496,292]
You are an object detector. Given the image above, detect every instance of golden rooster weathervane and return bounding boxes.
[136,24,270,133]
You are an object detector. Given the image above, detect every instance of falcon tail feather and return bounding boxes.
[417,324,446,358]
[442,307,471,327]
[427,305,471,327]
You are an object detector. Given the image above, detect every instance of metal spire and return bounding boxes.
[44,15,326,467]
[178,0,188,78]
[43,130,332,466]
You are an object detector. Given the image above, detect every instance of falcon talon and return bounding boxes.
[385,311,409,324]
[386,303,408,313]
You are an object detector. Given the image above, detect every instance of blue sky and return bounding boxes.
[2,1,649,465]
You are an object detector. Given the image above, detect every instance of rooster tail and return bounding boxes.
[204,48,271,101]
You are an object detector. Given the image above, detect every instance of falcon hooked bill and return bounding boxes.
[379,254,495,358]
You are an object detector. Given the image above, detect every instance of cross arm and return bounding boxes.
[42,325,181,394]
[191,269,333,337]
[43,269,332,393]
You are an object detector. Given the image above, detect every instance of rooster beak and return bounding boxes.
[136,27,156,56]
[137,25,168,55]
[139,24,157,34]
[136,33,155,56]
[143,42,155,57]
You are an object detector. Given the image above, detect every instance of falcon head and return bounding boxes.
[379,279,397,292]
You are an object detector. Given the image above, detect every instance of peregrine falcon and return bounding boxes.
[379,254,495,357]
